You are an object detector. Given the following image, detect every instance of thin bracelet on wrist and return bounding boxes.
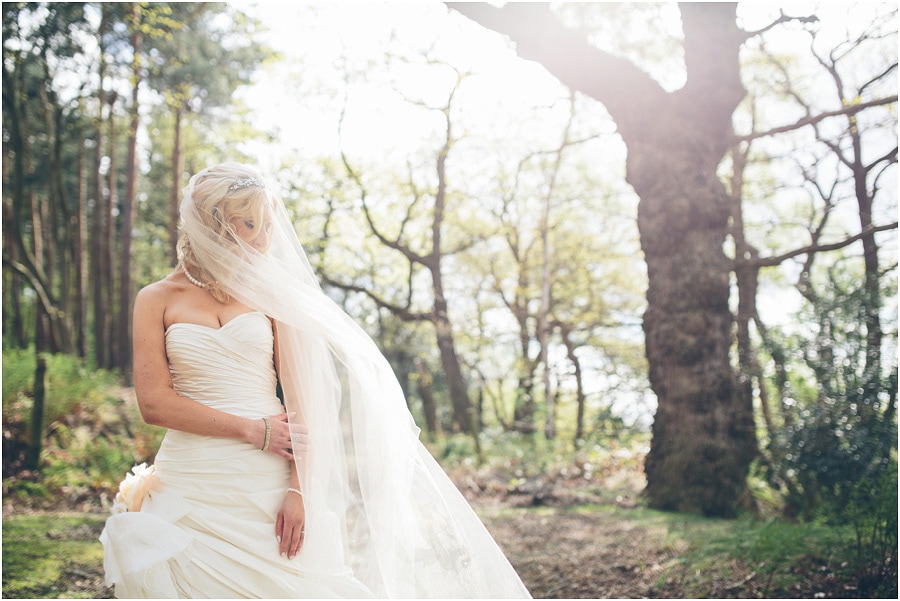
[261,417,271,452]
[287,487,303,498]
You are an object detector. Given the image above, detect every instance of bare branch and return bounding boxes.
[742,10,818,40]
[737,95,898,141]
[860,61,898,96]
[337,99,429,267]
[319,273,432,322]
[865,145,898,176]
[742,222,899,268]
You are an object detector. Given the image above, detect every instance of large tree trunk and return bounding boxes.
[450,2,756,515]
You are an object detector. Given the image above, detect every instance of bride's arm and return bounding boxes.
[276,466,306,559]
[132,284,295,460]
[271,320,306,558]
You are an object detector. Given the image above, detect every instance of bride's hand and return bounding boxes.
[253,414,308,460]
[276,490,305,559]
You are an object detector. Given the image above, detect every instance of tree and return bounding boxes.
[728,5,897,517]
[3,2,94,355]
[450,2,755,515]
[328,64,476,434]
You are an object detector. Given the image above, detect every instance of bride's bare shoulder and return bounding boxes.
[135,276,186,310]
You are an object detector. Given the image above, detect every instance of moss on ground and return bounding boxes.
[2,513,111,599]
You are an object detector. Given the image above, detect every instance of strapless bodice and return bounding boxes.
[164,311,282,419]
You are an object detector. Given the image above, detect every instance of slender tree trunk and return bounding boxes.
[730,139,768,430]
[2,66,33,348]
[170,102,184,266]
[34,194,60,352]
[539,201,553,440]
[75,133,88,357]
[104,92,119,368]
[561,327,587,442]
[415,358,440,440]
[40,80,73,353]
[3,201,27,347]
[433,291,470,432]
[26,354,47,471]
[512,292,537,433]
[118,12,142,380]
[538,98,573,441]
[92,9,109,368]
[849,126,882,402]
[430,108,472,433]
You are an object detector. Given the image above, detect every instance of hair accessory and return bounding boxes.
[287,487,303,498]
[261,417,271,452]
[227,178,264,191]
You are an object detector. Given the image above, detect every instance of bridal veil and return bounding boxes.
[178,163,530,598]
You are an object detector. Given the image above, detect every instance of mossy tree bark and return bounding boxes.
[450,2,757,515]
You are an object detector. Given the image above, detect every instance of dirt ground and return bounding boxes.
[4,460,885,599]
[4,496,880,600]
[5,500,681,600]
[477,500,678,598]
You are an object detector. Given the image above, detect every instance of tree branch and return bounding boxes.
[741,222,898,268]
[319,273,432,323]
[736,95,897,141]
[741,10,818,40]
[446,1,667,130]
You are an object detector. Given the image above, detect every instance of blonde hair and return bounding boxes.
[177,163,270,303]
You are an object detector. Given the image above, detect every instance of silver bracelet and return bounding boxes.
[261,417,271,452]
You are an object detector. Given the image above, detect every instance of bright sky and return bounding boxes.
[234,1,895,160]
[233,1,570,172]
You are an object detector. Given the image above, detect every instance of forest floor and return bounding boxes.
[453,466,873,599]
[4,456,883,599]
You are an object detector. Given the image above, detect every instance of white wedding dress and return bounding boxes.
[101,311,530,599]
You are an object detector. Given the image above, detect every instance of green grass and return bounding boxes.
[2,513,109,599]
[635,509,860,597]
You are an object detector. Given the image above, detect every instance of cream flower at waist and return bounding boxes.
[111,463,159,514]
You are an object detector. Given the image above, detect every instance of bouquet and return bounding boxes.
[111,463,158,514]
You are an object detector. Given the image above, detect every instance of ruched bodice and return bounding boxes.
[165,311,282,419]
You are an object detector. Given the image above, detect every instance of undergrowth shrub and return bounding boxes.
[430,426,648,487]
[842,457,898,597]
[3,349,165,508]
[758,273,897,596]
[2,348,120,430]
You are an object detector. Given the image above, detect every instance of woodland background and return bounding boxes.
[2,2,897,597]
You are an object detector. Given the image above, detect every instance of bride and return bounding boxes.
[100,163,531,598]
